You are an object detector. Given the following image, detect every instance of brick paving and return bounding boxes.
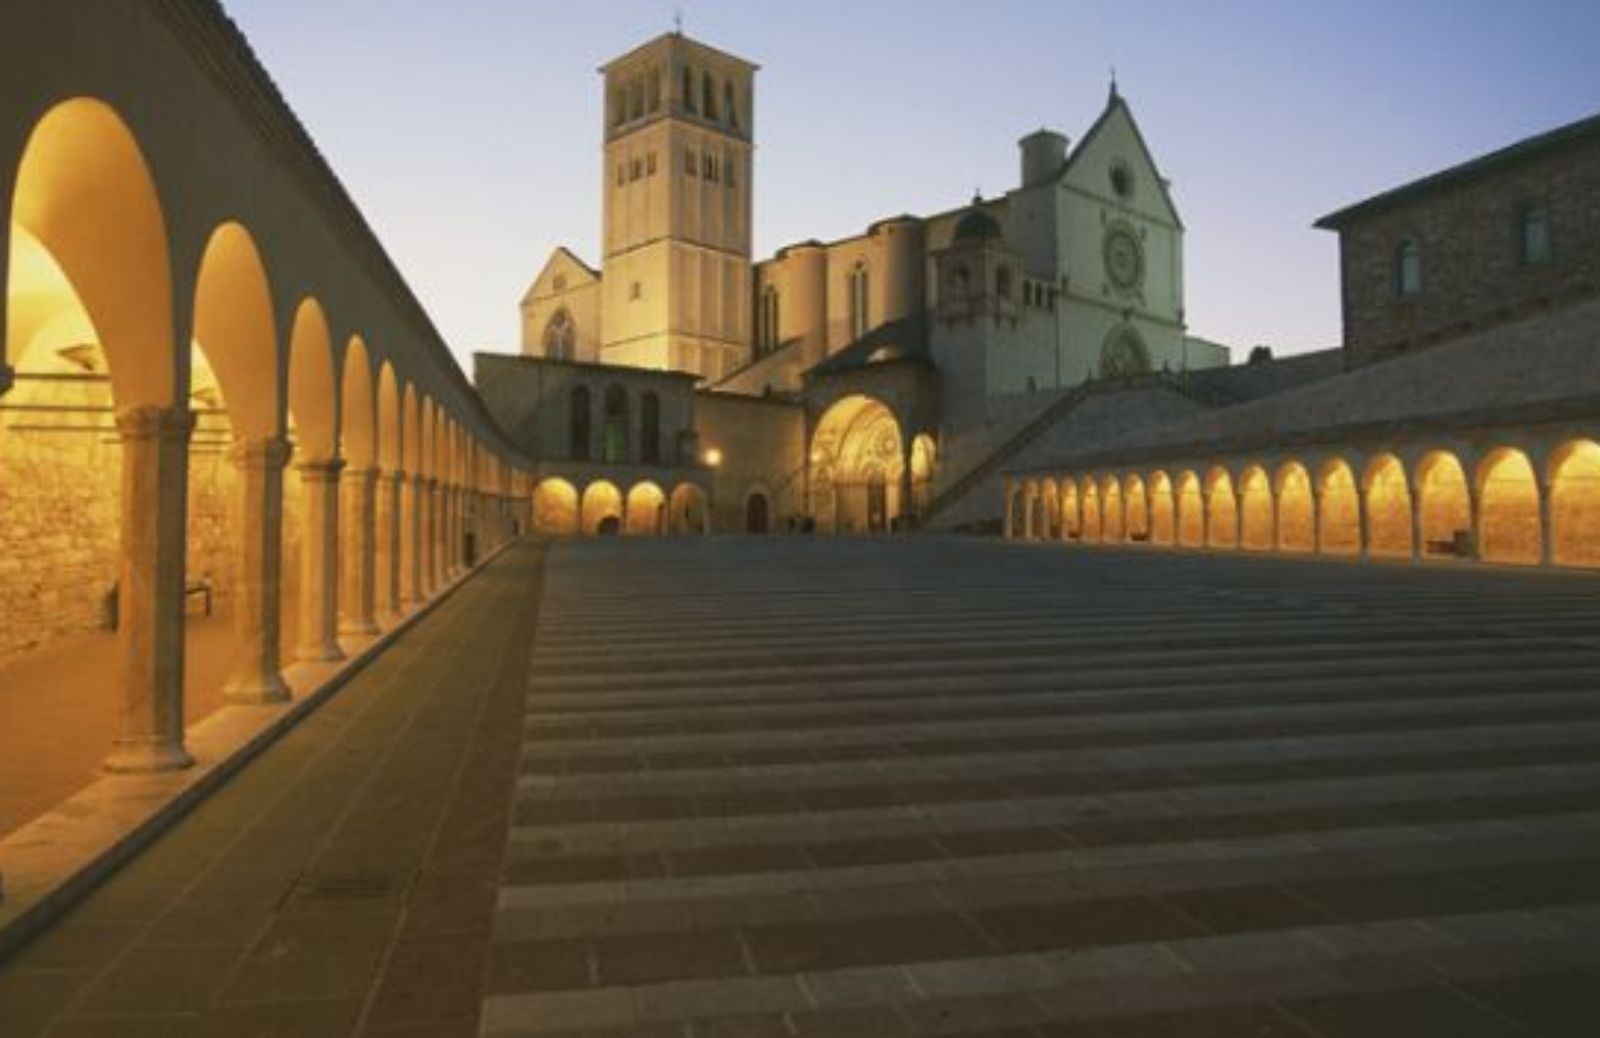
[485,537,1600,1036]
[4,537,1600,1036]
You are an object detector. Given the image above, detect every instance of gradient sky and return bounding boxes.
[224,0,1600,367]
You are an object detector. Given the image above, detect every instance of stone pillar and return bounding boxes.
[296,458,346,662]
[106,405,196,773]
[1357,486,1372,561]
[1468,483,1484,561]
[1409,477,1426,562]
[222,435,291,705]
[1200,488,1213,548]
[1269,487,1281,551]
[1310,486,1323,554]
[1538,475,1554,567]
[378,470,404,617]
[339,465,380,636]
[900,442,915,531]
[426,478,441,592]
[401,474,421,606]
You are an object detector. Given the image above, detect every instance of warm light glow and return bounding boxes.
[703,447,723,468]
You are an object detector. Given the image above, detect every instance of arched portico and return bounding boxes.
[809,394,906,534]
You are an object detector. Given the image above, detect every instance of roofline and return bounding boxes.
[473,350,702,383]
[1314,110,1600,230]
[599,31,760,73]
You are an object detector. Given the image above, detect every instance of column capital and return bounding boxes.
[115,404,196,443]
[382,468,409,486]
[346,464,380,483]
[296,456,346,481]
[229,434,292,471]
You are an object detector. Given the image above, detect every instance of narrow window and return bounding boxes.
[683,66,696,113]
[725,80,738,128]
[641,392,661,464]
[629,281,642,301]
[629,158,642,181]
[997,265,1013,300]
[685,147,697,176]
[759,285,780,354]
[1395,238,1422,297]
[647,66,661,111]
[569,385,590,460]
[647,151,657,176]
[1520,205,1551,265]
[615,164,624,187]
[850,263,869,340]
[703,72,718,119]
[725,149,736,188]
[544,308,575,360]
[628,78,643,121]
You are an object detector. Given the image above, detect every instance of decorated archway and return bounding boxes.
[809,394,905,534]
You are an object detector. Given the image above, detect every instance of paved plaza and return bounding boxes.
[5,537,1600,1035]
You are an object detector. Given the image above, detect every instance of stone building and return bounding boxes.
[489,30,1230,536]
[1005,111,1600,571]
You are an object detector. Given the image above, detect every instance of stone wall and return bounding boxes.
[1334,131,1600,367]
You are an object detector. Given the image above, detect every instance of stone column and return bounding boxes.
[296,457,345,661]
[1468,483,1484,561]
[1269,488,1281,551]
[1309,486,1323,554]
[1409,477,1426,562]
[1538,475,1554,567]
[1356,486,1372,561]
[222,435,291,705]
[339,465,380,636]
[1200,488,1213,548]
[378,470,404,617]
[106,406,196,773]
[401,474,421,606]
[425,478,441,592]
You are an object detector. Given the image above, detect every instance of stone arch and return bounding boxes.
[1477,447,1541,565]
[339,336,375,470]
[910,433,937,515]
[1548,438,1600,567]
[1362,453,1413,558]
[1059,477,1081,540]
[1081,477,1102,542]
[669,483,710,535]
[337,336,378,634]
[286,298,338,461]
[1039,477,1060,539]
[1274,461,1314,552]
[533,477,579,535]
[1176,470,1203,546]
[809,394,904,534]
[1023,478,1042,539]
[1238,465,1272,551]
[377,364,402,475]
[581,479,623,536]
[1099,325,1151,379]
[1204,466,1238,548]
[1415,450,1471,560]
[1318,457,1360,555]
[1101,474,1125,542]
[191,222,278,439]
[1007,483,1026,538]
[2,98,186,769]
[625,481,667,536]
[8,98,175,409]
[1149,471,1175,545]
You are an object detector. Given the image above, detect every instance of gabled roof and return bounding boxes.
[1060,90,1184,230]
[520,246,599,306]
[1315,111,1600,230]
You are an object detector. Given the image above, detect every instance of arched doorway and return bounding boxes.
[1176,471,1203,546]
[1149,471,1175,546]
[580,480,623,535]
[1363,454,1412,558]
[746,491,770,534]
[1318,459,1360,555]
[1238,466,1272,551]
[624,481,666,536]
[1549,438,1600,567]
[1415,451,1471,559]
[1205,467,1238,548]
[669,483,710,535]
[1477,447,1541,565]
[1275,462,1314,552]
[809,395,905,534]
[533,478,580,535]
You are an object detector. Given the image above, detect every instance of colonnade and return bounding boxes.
[1006,434,1600,570]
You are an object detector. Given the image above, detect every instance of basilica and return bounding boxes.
[477,30,1229,536]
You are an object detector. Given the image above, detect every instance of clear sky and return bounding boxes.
[223,0,1600,366]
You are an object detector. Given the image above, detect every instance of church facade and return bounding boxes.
[482,30,1229,536]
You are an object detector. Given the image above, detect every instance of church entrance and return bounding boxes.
[808,395,906,534]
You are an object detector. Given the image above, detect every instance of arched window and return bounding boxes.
[951,263,971,303]
[996,265,1013,300]
[641,391,661,465]
[611,88,625,127]
[759,285,780,355]
[544,309,576,360]
[647,67,661,111]
[703,72,718,119]
[849,263,869,340]
[569,385,590,460]
[683,66,696,113]
[603,384,630,463]
[1395,238,1422,297]
[725,80,738,128]
[628,78,643,121]
[1099,326,1152,379]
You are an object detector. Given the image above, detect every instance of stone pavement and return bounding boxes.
[0,539,546,1037]
[485,538,1600,1036]
[5,536,1600,1037]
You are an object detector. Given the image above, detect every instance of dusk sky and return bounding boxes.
[224,1,1600,367]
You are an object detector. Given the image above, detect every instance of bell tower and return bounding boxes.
[598,32,757,380]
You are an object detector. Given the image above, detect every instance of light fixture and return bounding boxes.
[703,447,723,468]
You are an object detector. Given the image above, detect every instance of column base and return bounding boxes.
[338,617,383,638]
[296,641,347,664]
[104,738,195,774]
[221,673,292,706]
